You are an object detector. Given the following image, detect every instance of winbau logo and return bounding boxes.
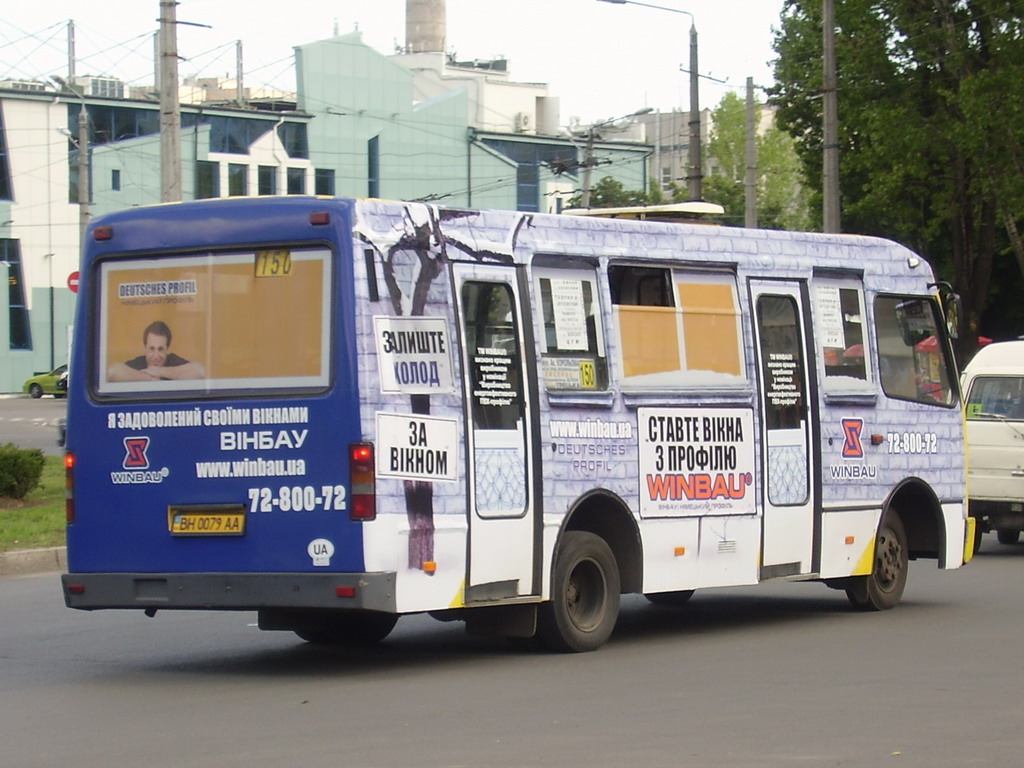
[111,436,167,484]
[841,418,864,459]
[123,437,151,468]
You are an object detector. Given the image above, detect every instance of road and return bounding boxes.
[0,394,66,456]
[2,540,1022,768]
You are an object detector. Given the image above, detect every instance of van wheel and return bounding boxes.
[846,510,908,611]
[538,531,620,653]
[295,611,398,645]
[997,529,1020,545]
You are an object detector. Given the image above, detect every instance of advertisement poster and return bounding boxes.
[373,316,455,394]
[376,412,458,482]
[98,250,331,393]
[638,406,756,518]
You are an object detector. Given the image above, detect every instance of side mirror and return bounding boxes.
[943,292,962,340]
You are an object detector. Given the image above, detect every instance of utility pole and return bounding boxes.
[159,0,182,202]
[581,127,597,208]
[687,18,701,201]
[744,77,757,228]
[822,0,840,233]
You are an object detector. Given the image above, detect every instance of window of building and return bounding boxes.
[479,138,580,212]
[208,116,275,155]
[314,168,335,196]
[196,161,219,199]
[258,165,277,196]
[286,167,306,195]
[111,169,121,191]
[609,265,745,389]
[0,105,11,201]
[1,239,31,350]
[277,122,309,159]
[228,163,248,197]
[874,295,956,406]
[368,135,380,198]
[813,277,872,391]
[534,265,607,391]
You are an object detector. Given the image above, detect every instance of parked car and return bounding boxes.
[962,340,1024,548]
[22,364,68,398]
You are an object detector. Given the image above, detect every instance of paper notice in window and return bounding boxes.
[551,278,588,351]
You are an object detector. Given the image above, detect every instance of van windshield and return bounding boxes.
[966,376,1024,420]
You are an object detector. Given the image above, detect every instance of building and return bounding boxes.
[0,14,651,392]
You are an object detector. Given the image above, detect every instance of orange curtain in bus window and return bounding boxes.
[677,281,742,376]
[103,256,324,382]
[209,259,323,379]
[616,305,680,378]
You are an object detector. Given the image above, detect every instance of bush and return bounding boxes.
[0,444,46,500]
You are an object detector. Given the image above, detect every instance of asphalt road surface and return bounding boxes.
[0,394,66,456]
[3,539,1022,768]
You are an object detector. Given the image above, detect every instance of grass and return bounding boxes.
[0,455,66,552]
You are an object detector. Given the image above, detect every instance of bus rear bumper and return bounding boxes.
[61,571,398,613]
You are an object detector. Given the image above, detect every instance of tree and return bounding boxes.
[566,176,655,209]
[770,0,1024,359]
[699,91,812,230]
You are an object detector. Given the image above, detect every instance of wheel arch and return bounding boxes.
[560,489,643,594]
[883,477,945,565]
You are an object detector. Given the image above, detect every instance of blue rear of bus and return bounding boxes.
[61,197,387,610]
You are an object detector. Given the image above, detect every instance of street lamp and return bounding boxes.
[596,0,702,200]
[580,107,654,208]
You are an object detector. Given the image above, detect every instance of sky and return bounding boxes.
[0,0,787,126]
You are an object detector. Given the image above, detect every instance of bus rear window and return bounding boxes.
[96,248,331,395]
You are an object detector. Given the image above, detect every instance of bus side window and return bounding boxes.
[874,295,955,406]
[534,265,608,391]
[813,279,872,391]
[608,265,745,388]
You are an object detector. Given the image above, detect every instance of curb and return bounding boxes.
[0,546,66,577]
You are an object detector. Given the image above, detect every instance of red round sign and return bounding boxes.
[67,271,80,293]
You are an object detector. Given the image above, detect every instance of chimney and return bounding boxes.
[406,0,446,54]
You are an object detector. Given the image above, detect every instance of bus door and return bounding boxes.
[452,262,541,601]
[750,280,818,577]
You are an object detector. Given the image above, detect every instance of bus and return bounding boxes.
[61,196,972,652]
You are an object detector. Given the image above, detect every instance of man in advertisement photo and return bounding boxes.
[106,320,206,382]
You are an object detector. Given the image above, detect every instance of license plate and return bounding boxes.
[168,504,246,536]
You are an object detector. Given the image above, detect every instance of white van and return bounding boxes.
[963,340,1024,546]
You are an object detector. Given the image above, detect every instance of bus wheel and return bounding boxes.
[997,529,1020,545]
[538,531,620,653]
[846,510,908,611]
[295,611,398,646]
[645,590,695,606]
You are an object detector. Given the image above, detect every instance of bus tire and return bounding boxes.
[295,611,398,646]
[846,510,908,611]
[538,531,620,653]
[644,590,695,606]
[997,528,1020,545]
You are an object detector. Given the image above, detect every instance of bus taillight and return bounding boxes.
[64,451,75,524]
[349,442,376,520]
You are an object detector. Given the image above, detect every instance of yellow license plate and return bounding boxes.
[169,505,246,536]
